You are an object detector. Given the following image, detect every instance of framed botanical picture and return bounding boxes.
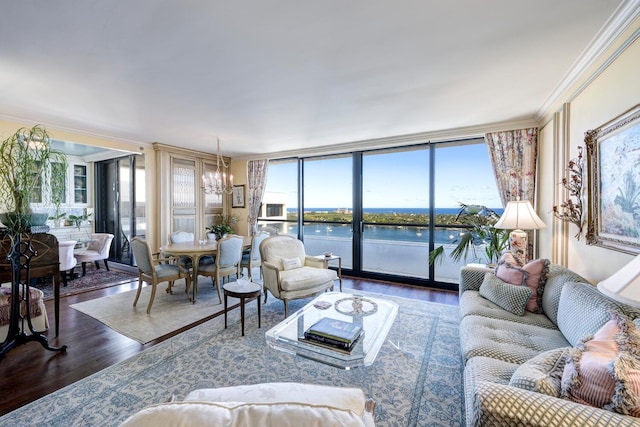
[232,185,245,208]
[585,104,640,254]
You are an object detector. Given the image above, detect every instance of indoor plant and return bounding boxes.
[0,125,68,233]
[206,213,238,240]
[429,203,509,266]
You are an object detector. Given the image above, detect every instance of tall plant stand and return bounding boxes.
[0,231,67,361]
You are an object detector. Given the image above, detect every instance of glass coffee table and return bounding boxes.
[265,292,398,369]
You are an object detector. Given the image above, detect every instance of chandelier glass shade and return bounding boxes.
[202,138,233,195]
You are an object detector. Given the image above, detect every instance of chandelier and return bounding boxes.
[201,137,233,195]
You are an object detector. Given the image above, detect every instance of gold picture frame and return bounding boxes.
[585,104,640,254]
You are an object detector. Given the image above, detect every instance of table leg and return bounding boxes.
[240,296,246,336]
[55,273,60,336]
[191,255,199,303]
[224,292,228,329]
[257,294,261,329]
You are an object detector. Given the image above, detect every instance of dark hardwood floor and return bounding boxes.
[0,275,458,416]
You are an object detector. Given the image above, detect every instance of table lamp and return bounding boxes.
[494,200,546,265]
[597,254,640,308]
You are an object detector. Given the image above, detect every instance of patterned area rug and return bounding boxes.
[32,264,138,300]
[0,292,464,427]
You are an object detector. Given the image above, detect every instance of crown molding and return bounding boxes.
[0,112,152,150]
[537,0,640,119]
[234,117,538,161]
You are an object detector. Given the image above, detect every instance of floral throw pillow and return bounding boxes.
[561,311,640,417]
[494,253,550,314]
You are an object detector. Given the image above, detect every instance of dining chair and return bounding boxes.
[58,240,77,286]
[74,233,114,276]
[198,234,244,304]
[131,237,191,314]
[240,231,270,281]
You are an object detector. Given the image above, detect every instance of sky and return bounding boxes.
[265,142,502,210]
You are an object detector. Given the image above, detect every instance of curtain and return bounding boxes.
[485,128,538,205]
[485,127,539,261]
[246,160,268,235]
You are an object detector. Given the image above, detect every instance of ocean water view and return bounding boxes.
[272,206,504,246]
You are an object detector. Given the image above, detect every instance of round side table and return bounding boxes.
[223,281,262,336]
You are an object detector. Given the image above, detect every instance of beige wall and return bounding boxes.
[0,119,158,247]
[538,19,640,283]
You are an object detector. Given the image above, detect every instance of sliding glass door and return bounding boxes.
[94,154,145,266]
[362,147,429,278]
[259,138,500,289]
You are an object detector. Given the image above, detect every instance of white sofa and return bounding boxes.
[120,382,376,426]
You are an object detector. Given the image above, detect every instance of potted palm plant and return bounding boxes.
[429,203,509,267]
[0,125,68,233]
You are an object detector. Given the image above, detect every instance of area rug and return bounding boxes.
[70,279,233,344]
[33,264,138,300]
[0,292,464,427]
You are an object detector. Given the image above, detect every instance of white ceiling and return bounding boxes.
[0,1,635,158]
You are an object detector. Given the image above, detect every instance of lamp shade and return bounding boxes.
[597,254,640,308]
[494,200,546,230]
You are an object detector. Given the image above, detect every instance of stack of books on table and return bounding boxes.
[301,317,363,353]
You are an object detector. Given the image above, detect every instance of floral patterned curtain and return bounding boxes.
[485,128,538,205]
[246,160,268,235]
[485,127,539,261]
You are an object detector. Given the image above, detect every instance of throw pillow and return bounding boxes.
[494,253,550,314]
[561,311,640,417]
[510,347,569,397]
[281,257,302,271]
[479,273,532,316]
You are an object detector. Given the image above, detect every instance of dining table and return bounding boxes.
[160,236,251,303]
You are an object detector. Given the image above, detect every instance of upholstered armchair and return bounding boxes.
[259,235,337,317]
[74,233,114,276]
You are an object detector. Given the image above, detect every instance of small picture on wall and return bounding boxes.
[232,185,245,208]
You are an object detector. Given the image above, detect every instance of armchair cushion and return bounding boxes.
[279,267,337,291]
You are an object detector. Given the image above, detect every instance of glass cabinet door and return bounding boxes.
[74,164,87,203]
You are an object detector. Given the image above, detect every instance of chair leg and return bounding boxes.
[133,277,143,307]
[147,284,157,314]
[214,276,222,304]
[62,270,68,287]
[94,261,100,270]
[103,259,110,271]
[284,300,289,318]
[82,262,87,277]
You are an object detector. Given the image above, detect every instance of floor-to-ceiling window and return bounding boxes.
[259,138,501,289]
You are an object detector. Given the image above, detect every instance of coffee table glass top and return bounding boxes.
[265,292,398,369]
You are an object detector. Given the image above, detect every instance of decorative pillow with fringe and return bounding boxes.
[494,253,550,314]
[561,311,640,417]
